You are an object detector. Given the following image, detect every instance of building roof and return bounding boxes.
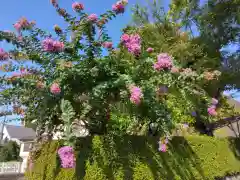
[5,125,36,140]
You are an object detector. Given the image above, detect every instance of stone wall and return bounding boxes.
[0,174,24,180]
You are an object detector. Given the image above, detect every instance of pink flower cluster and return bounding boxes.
[58,146,76,168]
[103,42,113,49]
[50,0,58,7]
[158,138,169,152]
[72,2,84,12]
[153,53,173,71]
[14,18,35,33]
[0,48,9,61]
[88,14,98,22]
[208,106,217,116]
[50,83,61,94]
[121,34,141,56]
[42,38,64,52]
[207,98,218,116]
[112,0,127,14]
[129,85,143,105]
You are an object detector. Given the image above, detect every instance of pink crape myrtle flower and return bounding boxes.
[72,2,84,12]
[42,38,55,52]
[50,0,58,7]
[88,14,98,22]
[211,98,218,105]
[146,47,154,53]
[112,2,125,14]
[103,42,113,49]
[153,53,173,71]
[159,143,167,152]
[13,17,33,33]
[50,83,61,94]
[0,48,9,61]
[121,34,130,43]
[19,18,29,27]
[121,34,141,56]
[42,38,64,52]
[14,22,22,32]
[130,34,141,44]
[128,43,141,56]
[129,85,143,105]
[20,68,30,76]
[158,137,169,152]
[208,106,217,116]
[53,41,65,52]
[112,0,128,14]
[58,146,76,168]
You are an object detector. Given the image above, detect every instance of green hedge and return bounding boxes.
[25,135,240,180]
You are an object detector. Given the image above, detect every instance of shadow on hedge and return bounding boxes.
[228,138,240,161]
[70,135,205,180]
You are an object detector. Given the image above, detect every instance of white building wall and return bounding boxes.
[2,127,11,142]
[19,142,34,173]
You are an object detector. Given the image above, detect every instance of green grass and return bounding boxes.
[25,135,240,180]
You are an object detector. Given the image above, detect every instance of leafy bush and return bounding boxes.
[25,135,240,180]
[0,141,21,162]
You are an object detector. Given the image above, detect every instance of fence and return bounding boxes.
[0,162,22,174]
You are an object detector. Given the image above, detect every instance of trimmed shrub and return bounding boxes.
[0,141,21,162]
[25,135,240,180]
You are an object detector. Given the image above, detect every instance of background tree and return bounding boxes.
[168,0,240,91]
[0,141,21,162]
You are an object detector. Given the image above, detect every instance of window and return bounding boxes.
[23,142,32,152]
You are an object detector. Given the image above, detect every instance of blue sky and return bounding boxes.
[0,0,239,126]
[0,0,170,48]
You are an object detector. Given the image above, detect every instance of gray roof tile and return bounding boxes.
[5,125,36,140]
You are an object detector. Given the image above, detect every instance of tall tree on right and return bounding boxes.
[131,0,240,134]
[168,0,240,92]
